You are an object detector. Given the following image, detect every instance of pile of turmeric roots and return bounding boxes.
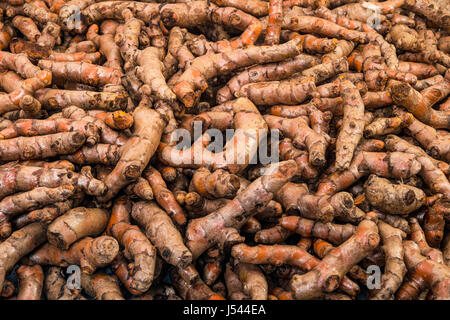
[0,0,449,300]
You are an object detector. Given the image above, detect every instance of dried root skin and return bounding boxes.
[409,218,444,264]
[185,160,297,259]
[389,80,450,129]
[235,263,268,300]
[144,166,186,226]
[284,14,372,43]
[0,165,105,199]
[99,105,167,202]
[28,236,119,274]
[12,16,40,42]
[317,151,422,195]
[45,267,84,300]
[364,175,425,215]
[264,115,329,167]
[363,112,414,138]
[90,110,134,131]
[211,0,268,16]
[224,263,248,300]
[13,200,73,229]
[136,47,176,103]
[265,0,283,45]
[0,185,74,238]
[402,240,450,300]
[276,182,360,223]
[81,273,124,300]
[279,215,356,245]
[124,177,154,201]
[277,138,319,179]
[238,76,317,106]
[171,266,225,300]
[38,60,123,88]
[371,221,406,300]
[190,168,240,199]
[0,223,46,289]
[403,0,450,32]
[423,200,447,248]
[313,239,369,286]
[35,89,128,111]
[159,98,267,174]
[131,201,192,268]
[64,144,121,166]
[387,24,423,52]
[335,79,365,170]
[216,54,318,104]
[0,118,100,146]
[86,24,122,70]
[254,225,292,244]
[0,131,86,161]
[16,265,44,300]
[47,207,109,250]
[172,39,302,107]
[289,217,379,299]
[107,197,156,294]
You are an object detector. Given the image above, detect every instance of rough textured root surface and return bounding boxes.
[254,225,293,244]
[0,131,86,161]
[402,0,450,32]
[265,0,283,45]
[131,201,192,269]
[402,240,450,300]
[364,175,425,215]
[0,165,106,199]
[216,54,319,104]
[264,115,329,167]
[389,81,450,129]
[234,263,268,300]
[172,39,303,107]
[45,267,85,300]
[335,79,365,170]
[0,223,46,289]
[0,0,449,302]
[16,265,44,300]
[47,207,109,250]
[409,218,444,264]
[107,197,156,294]
[231,243,360,298]
[81,273,124,300]
[171,266,225,300]
[237,76,318,106]
[422,199,447,249]
[370,221,406,300]
[189,168,240,199]
[289,217,380,299]
[27,235,120,274]
[136,47,177,103]
[98,104,167,202]
[185,160,298,259]
[312,238,369,286]
[279,215,356,245]
[0,118,101,147]
[0,185,74,238]
[34,89,128,111]
[158,98,267,174]
[143,166,187,226]
[224,263,248,300]
[275,182,362,223]
[316,151,422,195]
[38,60,123,87]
